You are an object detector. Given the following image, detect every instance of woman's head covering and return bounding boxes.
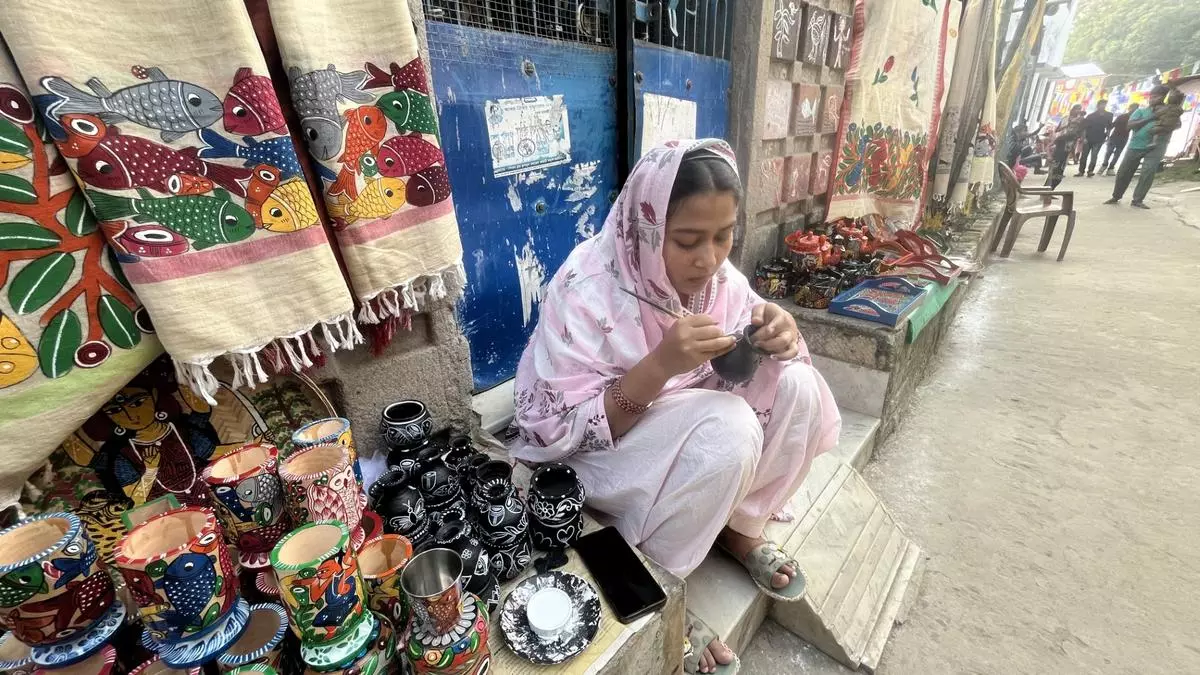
[510,139,795,459]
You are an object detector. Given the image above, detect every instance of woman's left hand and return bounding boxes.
[750,303,801,360]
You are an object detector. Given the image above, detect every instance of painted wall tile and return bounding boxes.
[828,12,853,70]
[811,151,833,196]
[771,0,803,61]
[792,83,821,136]
[782,154,813,203]
[801,5,831,66]
[822,88,843,134]
[763,80,793,140]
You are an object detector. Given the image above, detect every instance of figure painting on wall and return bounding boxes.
[793,83,821,136]
[801,5,831,66]
[772,0,802,61]
[827,13,853,70]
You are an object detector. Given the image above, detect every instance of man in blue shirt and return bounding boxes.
[1105,85,1172,209]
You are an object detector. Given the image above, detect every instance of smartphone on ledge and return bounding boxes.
[573,526,668,624]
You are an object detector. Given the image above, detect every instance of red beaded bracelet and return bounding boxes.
[610,379,650,415]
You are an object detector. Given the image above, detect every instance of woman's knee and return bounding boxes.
[692,392,763,467]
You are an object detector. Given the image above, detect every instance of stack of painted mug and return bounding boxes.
[278,434,369,552]
[270,520,398,675]
[0,512,126,672]
[114,506,251,670]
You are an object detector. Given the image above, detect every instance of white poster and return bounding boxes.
[485,95,572,178]
[641,93,697,156]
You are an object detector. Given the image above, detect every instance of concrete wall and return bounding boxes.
[308,0,476,461]
[728,0,854,274]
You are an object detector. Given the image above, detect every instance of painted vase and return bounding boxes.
[463,573,499,618]
[527,462,586,552]
[405,593,490,675]
[216,603,288,672]
[486,535,533,583]
[358,535,413,631]
[431,519,490,592]
[127,654,202,675]
[380,400,434,452]
[441,437,475,474]
[455,453,489,498]
[470,461,531,581]
[201,442,290,569]
[399,549,462,637]
[0,512,119,654]
[269,521,368,648]
[32,643,116,675]
[415,456,462,513]
[372,475,432,550]
[0,631,34,675]
[302,611,396,675]
[278,444,366,549]
[292,417,363,483]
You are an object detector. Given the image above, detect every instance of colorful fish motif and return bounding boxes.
[223,67,286,136]
[0,83,35,124]
[198,128,304,179]
[245,164,281,228]
[407,165,452,207]
[377,133,443,178]
[168,173,215,196]
[57,114,106,158]
[312,576,359,630]
[358,151,379,178]
[0,564,46,607]
[155,552,217,630]
[261,178,319,233]
[50,537,98,588]
[329,105,387,197]
[87,188,255,250]
[72,125,251,196]
[21,573,115,637]
[378,90,438,135]
[288,64,371,161]
[41,68,222,143]
[326,176,405,227]
[363,59,429,94]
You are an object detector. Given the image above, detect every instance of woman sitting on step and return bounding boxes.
[511,139,842,674]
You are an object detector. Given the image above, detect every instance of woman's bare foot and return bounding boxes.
[719,528,796,589]
[697,636,735,673]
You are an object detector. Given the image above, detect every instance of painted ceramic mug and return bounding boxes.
[0,512,115,646]
[127,654,201,675]
[293,417,363,483]
[216,603,289,672]
[202,442,290,569]
[278,445,366,549]
[302,611,395,675]
[270,520,368,645]
[400,548,462,637]
[357,535,413,630]
[114,507,239,645]
[32,643,116,675]
[0,631,34,675]
[406,593,489,675]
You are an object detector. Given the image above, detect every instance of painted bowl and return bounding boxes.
[270,521,368,645]
[127,654,201,675]
[201,442,289,569]
[0,512,115,646]
[114,507,239,645]
[217,603,289,672]
[0,630,33,675]
[31,643,115,675]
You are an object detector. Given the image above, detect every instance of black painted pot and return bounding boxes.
[380,400,433,451]
[470,460,529,549]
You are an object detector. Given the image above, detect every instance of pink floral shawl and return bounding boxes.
[511,139,812,462]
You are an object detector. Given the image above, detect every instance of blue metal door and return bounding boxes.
[423,1,730,392]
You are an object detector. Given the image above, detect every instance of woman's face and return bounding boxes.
[663,191,737,296]
[102,386,157,431]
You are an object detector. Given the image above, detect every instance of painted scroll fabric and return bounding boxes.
[932,0,982,204]
[968,2,1001,190]
[267,0,465,326]
[0,45,161,511]
[827,0,952,230]
[0,0,359,402]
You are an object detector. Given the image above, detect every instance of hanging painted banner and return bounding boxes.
[826,0,952,230]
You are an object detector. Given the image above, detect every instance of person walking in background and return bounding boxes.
[1106,85,1177,209]
[1101,103,1137,176]
[1076,99,1114,177]
[1047,105,1085,190]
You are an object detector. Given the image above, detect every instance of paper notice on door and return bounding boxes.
[641,93,697,156]
[485,95,572,178]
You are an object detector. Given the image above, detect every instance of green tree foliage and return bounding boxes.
[1065,0,1200,76]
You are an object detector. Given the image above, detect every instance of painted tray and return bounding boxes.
[828,277,927,327]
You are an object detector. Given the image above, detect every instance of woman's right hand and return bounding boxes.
[650,315,737,378]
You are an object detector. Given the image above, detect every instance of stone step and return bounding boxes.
[685,410,880,655]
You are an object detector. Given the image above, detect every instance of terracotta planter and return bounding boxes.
[400,548,462,637]
[278,444,366,548]
[202,442,290,569]
[126,655,201,675]
[114,506,246,665]
[302,611,395,675]
[357,535,413,630]
[0,512,117,648]
[216,603,288,672]
[269,521,368,646]
[31,643,115,675]
[292,417,363,483]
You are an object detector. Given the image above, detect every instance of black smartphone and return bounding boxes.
[573,526,668,623]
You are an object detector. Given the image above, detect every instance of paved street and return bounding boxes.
[744,176,1200,673]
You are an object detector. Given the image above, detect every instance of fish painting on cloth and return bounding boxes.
[266,0,466,332]
[0,0,358,404]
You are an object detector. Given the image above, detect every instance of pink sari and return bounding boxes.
[511,139,841,575]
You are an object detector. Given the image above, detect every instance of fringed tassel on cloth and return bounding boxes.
[357,262,467,353]
[175,312,361,404]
